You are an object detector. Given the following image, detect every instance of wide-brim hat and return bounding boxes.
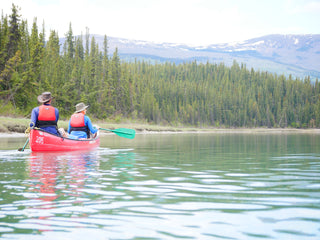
[37,92,54,103]
[75,102,89,113]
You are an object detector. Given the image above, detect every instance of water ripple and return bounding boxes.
[0,135,320,239]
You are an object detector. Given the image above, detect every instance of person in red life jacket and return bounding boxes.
[67,102,98,139]
[30,92,59,135]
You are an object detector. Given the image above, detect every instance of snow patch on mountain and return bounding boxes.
[60,34,320,81]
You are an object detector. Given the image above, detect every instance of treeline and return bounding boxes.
[1,5,320,128]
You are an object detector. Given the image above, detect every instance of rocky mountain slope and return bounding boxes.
[64,34,320,81]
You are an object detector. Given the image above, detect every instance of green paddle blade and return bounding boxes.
[99,128,136,139]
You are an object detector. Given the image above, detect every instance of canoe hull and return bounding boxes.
[30,129,100,152]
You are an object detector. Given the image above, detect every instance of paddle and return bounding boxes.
[99,128,136,139]
[18,138,29,151]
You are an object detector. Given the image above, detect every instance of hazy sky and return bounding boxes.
[1,0,320,46]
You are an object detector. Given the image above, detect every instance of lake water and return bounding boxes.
[0,133,319,239]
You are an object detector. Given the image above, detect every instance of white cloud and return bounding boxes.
[286,0,320,14]
[1,0,319,45]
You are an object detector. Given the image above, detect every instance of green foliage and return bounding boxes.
[1,5,320,128]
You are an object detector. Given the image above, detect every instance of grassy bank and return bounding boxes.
[1,116,320,135]
[0,116,201,134]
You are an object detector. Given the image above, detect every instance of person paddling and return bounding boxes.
[67,102,98,139]
[30,92,59,135]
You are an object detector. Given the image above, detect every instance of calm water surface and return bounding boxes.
[0,133,319,239]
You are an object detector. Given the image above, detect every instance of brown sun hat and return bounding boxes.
[37,92,54,103]
[75,102,89,113]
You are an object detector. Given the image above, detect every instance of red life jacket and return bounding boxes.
[70,113,89,138]
[70,113,85,127]
[36,105,57,128]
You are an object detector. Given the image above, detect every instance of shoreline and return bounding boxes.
[1,116,320,137]
[1,127,320,138]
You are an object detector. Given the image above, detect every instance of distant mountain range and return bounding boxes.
[62,34,320,81]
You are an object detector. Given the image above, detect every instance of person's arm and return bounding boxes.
[67,120,71,134]
[55,108,59,122]
[84,116,98,134]
[30,107,38,127]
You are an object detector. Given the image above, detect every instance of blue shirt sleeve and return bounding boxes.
[84,115,98,134]
[30,107,39,127]
[67,120,71,134]
[55,108,59,122]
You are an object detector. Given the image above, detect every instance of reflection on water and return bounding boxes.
[0,134,319,239]
[27,151,100,202]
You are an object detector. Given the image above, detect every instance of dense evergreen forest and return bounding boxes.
[1,5,320,128]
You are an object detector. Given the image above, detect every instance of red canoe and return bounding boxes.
[29,129,100,152]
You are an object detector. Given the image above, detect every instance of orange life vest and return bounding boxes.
[70,113,89,138]
[70,113,85,127]
[36,105,57,127]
